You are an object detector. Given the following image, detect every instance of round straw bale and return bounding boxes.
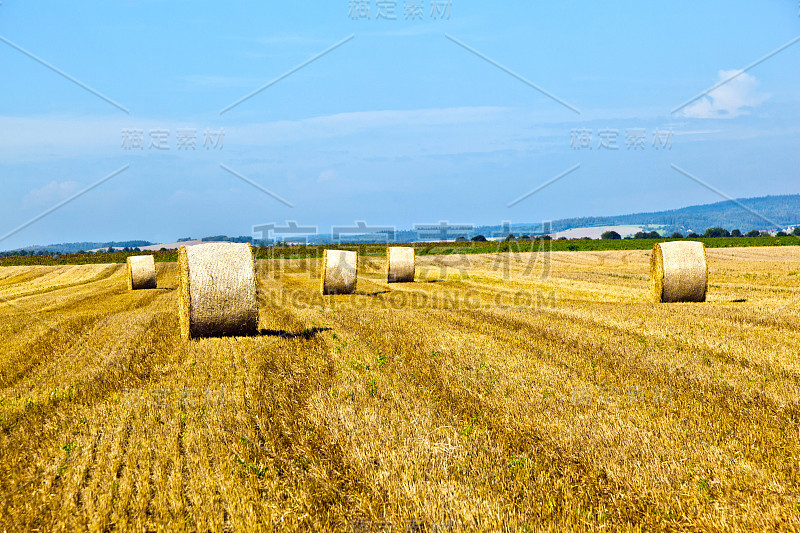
[126,255,156,290]
[178,242,258,339]
[321,249,358,295]
[650,241,707,303]
[386,246,415,283]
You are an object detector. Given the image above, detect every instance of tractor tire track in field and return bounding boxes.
[441,305,800,416]
[429,307,800,497]
[72,428,102,523]
[0,264,122,303]
[0,265,200,529]
[301,303,650,529]
[0,290,177,405]
[0,289,167,392]
[269,271,631,528]
[274,264,800,529]
[314,303,797,530]
[0,268,53,287]
[1,268,168,318]
[239,283,385,528]
[0,307,180,524]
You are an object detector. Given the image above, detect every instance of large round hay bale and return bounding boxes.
[126,255,156,290]
[386,246,415,283]
[321,249,357,295]
[650,241,707,303]
[178,242,259,339]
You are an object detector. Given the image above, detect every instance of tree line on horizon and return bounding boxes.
[599,226,800,240]
[3,223,799,258]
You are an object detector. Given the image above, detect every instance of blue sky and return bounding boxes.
[1,1,798,249]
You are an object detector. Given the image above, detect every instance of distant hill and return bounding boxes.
[12,240,153,254]
[464,194,800,238]
[399,194,800,240]
[6,194,799,252]
[543,194,800,235]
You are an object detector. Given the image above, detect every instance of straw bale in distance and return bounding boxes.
[386,246,415,283]
[650,241,707,303]
[126,255,156,290]
[321,249,358,295]
[178,242,258,339]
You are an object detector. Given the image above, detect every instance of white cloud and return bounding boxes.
[232,106,514,146]
[22,180,81,208]
[317,170,338,182]
[682,70,770,119]
[0,104,683,164]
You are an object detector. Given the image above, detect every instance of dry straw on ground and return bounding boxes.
[386,246,415,283]
[321,249,358,295]
[650,241,708,302]
[4,248,800,530]
[125,255,156,290]
[178,242,258,338]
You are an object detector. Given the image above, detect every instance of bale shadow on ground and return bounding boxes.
[359,290,392,296]
[257,326,330,339]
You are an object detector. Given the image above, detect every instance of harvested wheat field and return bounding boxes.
[1,247,799,531]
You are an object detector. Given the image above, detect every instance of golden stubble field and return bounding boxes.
[0,247,798,532]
